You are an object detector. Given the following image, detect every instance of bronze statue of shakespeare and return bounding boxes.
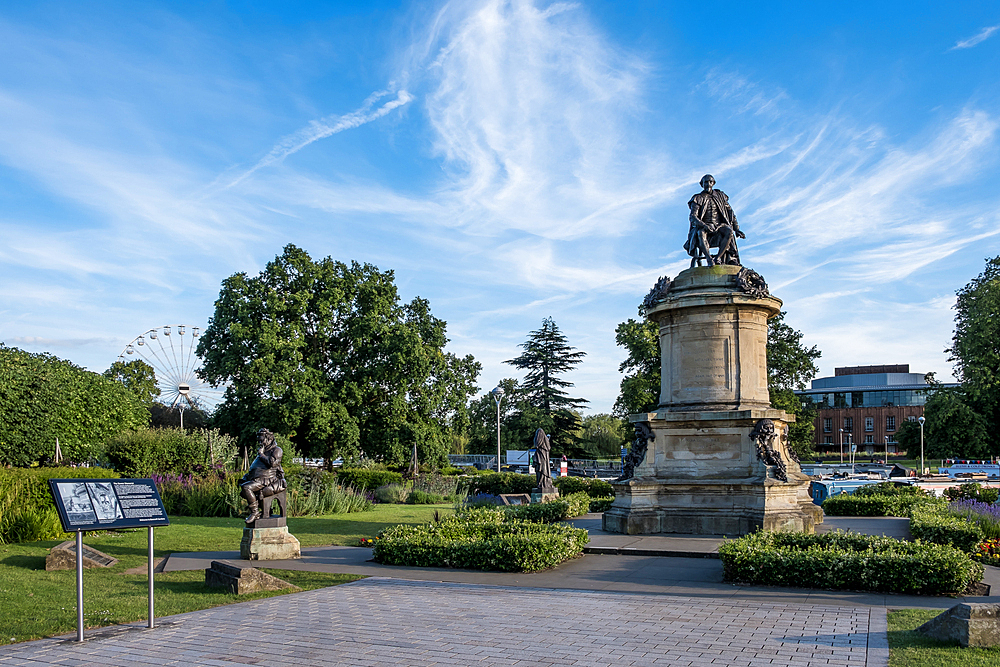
[532,428,556,494]
[683,174,745,267]
[239,428,287,523]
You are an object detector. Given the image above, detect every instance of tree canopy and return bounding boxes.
[504,318,587,453]
[103,359,160,406]
[612,314,660,417]
[196,244,481,467]
[947,255,1000,453]
[0,345,149,466]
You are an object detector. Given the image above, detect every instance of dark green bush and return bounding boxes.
[944,482,1000,504]
[589,496,615,513]
[909,505,985,553]
[718,530,983,596]
[407,490,444,504]
[335,468,403,490]
[413,474,459,497]
[509,501,569,523]
[459,472,536,496]
[105,428,226,476]
[372,508,589,571]
[821,493,942,517]
[553,476,615,498]
[854,482,924,497]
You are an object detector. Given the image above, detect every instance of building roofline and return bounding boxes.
[794,383,958,395]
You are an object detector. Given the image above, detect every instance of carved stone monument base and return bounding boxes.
[604,265,822,536]
[240,526,301,561]
[205,560,300,594]
[604,410,821,536]
[530,491,560,504]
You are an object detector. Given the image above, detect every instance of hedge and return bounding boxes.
[718,530,983,596]
[506,492,592,523]
[335,468,403,490]
[553,476,615,498]
[372,508,589,571]
[820,493,943,517]
[458,472,536,496]
[909,505,985,553]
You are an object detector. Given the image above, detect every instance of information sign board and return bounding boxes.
[48,478,170,532]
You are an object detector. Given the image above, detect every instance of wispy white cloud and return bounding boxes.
[951,25,1000,50]
[223,89,415,188]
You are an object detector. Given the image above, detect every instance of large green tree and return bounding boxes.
[103,359,160,406]
[0,345,149,466]
[921,387,990,460]
[766,311,822,460]
[504,318,587,454]
[612,315,660,418]
[196,245,481,467]
[947,255,1000,453]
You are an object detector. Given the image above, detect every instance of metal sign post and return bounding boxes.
[48,478,169,642]
[76,530,84,642]
[148,526,155,629]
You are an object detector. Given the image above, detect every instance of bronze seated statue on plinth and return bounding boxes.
[240,428,287,524]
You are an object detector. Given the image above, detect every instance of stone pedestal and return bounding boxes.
[530,491,560,504]
[603,265,822,536]
[240,526,301,561]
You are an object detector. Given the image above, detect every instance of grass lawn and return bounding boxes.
[0,503,453,645]
[888,608,1000,666]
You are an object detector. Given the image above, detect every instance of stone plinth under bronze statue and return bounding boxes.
[603,265,822,536]
[239,428,301,560]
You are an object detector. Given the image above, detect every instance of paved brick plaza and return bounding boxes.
[2,577,886,666]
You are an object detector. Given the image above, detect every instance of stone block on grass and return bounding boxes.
[918,603,1000,647]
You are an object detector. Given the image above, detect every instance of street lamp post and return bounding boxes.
[490,386,505,473]
[839,428,844,466]
[884,435,889,473]
[918,416,926,477]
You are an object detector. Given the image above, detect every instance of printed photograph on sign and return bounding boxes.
[56,482,97,526]
[86,482,123,522]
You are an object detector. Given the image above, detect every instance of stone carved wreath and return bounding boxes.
[736,267,769,299]
[642,276,671,310]
[749,418,787,482]
[618,422,654,481]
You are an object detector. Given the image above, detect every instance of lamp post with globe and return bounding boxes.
[490,386,505,473]
[919,416,926,476]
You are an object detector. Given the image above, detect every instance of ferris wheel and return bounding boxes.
[117,325,226,412]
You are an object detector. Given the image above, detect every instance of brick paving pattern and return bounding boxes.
[1,578,887,666]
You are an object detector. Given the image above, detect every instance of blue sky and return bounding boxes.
[2,0,999,413]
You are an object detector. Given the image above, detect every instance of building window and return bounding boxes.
[843,417,853,431]
[864,435,874,444]
[824,436,833,445]
[865,417,874,432]
[907,415,917,422]
[886,416,896,432]
[823,418,832,433]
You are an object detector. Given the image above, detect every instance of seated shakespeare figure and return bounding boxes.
[240,428,287,523]
[683,174,745,267]
[532,428,556,495]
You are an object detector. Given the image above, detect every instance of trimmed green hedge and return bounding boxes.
[506,492,591,523]
[335,468,403,490]
[372,508,589,571]
[589,496,615,513]
[909,505,985,553]
[458,472,536,496]
[820,493,943,517]
[553,476,614,498]
[718,530,983,596]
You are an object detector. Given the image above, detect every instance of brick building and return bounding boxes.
[793,364,957,455]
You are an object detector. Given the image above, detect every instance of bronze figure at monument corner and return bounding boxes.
[603,176,822,537]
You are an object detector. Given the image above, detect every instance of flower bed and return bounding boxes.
[718,530,983,596]
[372,507,589,572]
